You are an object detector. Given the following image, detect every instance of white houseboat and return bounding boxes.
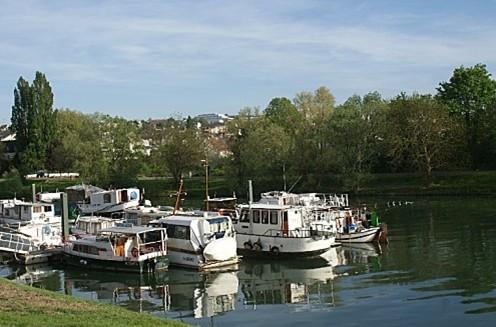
[63,225,168,273]
[149,213,239,270]
[235,202,336,257]
[77,188,141,215]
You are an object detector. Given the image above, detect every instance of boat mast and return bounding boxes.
[173,179,184,215]
[202,158,209,211]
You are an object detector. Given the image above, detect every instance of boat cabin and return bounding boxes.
[70,225,166,259]
[150,214,235,252]
[71,216,124,236]
[0,199,57,225]
[236,203,306,237]
[78,188,141,214]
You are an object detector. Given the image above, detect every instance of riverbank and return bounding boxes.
[0,278,187,327]
[2,170,496,201]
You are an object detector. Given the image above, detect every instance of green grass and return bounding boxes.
[0,278,187,327]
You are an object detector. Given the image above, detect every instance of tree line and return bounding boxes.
[4,64,496,193]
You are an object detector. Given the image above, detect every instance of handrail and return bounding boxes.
[0,230,38,254]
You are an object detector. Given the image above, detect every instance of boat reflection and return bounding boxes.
[61,267,238,319]
[238,244,383,310]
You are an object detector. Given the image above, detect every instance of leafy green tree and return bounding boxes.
[50,110,108,184]
[386,93,465,184]
[264,97,300,132]
[100,116,144,186]
[152,122,204,187]
[293,86,336,187]
[331,92,387,192]
[437,63,496,168]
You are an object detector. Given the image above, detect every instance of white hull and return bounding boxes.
[237,233,333,255]
[336,227,380,243]
[167,248,239,270]
[78,201,139,214]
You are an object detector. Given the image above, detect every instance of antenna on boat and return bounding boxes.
[287,175,302,193]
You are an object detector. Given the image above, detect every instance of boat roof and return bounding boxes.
[238,203,293,210]
[100,225,163,234]
[151,214,231,225]
[77,216,119,223]
[206,197,237,202]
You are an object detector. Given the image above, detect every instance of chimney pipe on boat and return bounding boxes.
[248,180,253,205]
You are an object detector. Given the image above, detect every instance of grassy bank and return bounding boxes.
[2,170,496,202]
[0,278,186,327]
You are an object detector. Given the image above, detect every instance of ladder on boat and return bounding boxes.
[0,229,38,254]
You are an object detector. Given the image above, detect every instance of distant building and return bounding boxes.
[0,125,16,160]
[195,113,233,126]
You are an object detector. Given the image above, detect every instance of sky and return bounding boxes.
[1,0,496,122]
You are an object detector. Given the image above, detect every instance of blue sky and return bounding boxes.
[1,0,495,122]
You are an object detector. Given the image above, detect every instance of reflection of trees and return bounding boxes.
[372,198,496,313]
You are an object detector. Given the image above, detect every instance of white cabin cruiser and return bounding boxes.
[0,199,62,248]
[77,188,140,215]
[235,203,336,257]
[63,225,168,273]
[149,213,239,270]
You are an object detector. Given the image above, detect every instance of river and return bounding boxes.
[1,197,496,326]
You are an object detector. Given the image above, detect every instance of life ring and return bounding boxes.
[253,242,262,251]
[270,246,280,255]
[243,241,253,250]
[131,247,139,258]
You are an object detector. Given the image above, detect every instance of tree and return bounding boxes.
[49,110,107,184]
[152,122,204,187]
[11,72,56,173]
[293,86,336,187]
[386,94,464,184]
[437,63,496,168]
[331,92,387,192]
[100,116,144,186]
[264,97,300,132]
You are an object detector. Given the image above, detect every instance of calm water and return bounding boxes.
[1,197,496,326]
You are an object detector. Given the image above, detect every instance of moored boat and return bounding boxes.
[235,202,336,257]
[63,225,168,273]
[149,213,239,270]
[77,187,141,215]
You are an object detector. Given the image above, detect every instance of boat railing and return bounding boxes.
[262,225,332,238]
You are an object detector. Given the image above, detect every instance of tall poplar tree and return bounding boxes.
[11,72,55,173]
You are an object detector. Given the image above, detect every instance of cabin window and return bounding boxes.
[141,230,162,244]
[73,244,99,255]
[262,210,269,224]
[44,206,52,212]
[103,194,111,203]
[252,210,260,223]
[33,206,42,213]
[270,211,278,225]
[240,209,249,223]
[166,224,190,240]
